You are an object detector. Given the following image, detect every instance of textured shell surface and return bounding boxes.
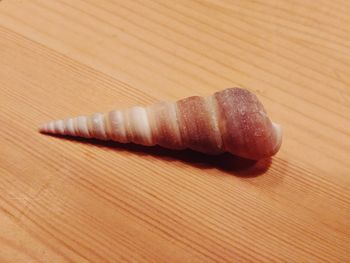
[39,88,282,160]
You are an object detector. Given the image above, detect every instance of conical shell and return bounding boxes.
[39,88,282,160]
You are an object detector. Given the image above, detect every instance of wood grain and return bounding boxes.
[1,0,350,262]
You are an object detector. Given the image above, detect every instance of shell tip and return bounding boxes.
[38,123,47,134]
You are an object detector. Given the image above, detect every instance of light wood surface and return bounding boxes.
[1,0,350,262]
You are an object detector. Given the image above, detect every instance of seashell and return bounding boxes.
[39,88,282,160]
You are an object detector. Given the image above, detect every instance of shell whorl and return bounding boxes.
[39,88,282,160]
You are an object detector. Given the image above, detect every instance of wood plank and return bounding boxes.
[0,0,349,262]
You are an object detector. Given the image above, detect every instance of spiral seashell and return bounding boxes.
[39,88,282,160]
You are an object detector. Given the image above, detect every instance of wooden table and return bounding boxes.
[1,0,350,262]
